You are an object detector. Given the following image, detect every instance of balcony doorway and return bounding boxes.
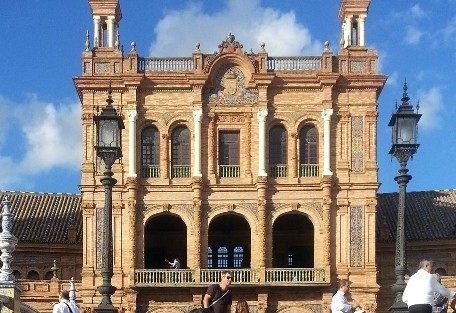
[208,214,251,268]
[144,214,187,269]
[272,213,314,268]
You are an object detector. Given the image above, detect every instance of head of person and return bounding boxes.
[338,279,351,293]
[235,299,250,313]
[59,290,70,301]
[220,270,233,287]
[174,258,179,262]
[420,259,434,273]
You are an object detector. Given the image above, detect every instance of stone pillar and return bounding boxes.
[257,109,268,177]
[322,108,333,176]
[126,178,138,277]
[344,16,352,48]
[321,177,333,268]
[191,177,203,276]
[208,113,215,177]
[256,177,267,282]
[93,16,101,47]
[359,15,366,46]
[161,134,169,179]
[107,16,116,48]
[244,113,252,177]
[128,109,137,178]
[193,109,203,177]
[290,132,297,178]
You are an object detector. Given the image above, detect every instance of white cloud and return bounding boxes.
[409,4,426,19]
[405,26,424,45]
[149,0,322,57]
[416,87,444,131]
[0,93,81,189]
[385,71,398,87]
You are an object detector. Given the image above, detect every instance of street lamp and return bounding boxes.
[388,81,421,313]
[93,84,124,313]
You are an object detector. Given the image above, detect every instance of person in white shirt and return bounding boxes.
[403,259,456,313]
[53,290,80,313]
[331,279,359,313]
[166,257,181,269]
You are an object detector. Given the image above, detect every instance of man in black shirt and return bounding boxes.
[203,270,233,313]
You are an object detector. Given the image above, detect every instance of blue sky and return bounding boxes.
[0,0,455,194]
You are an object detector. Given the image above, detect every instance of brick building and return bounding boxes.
[8,1,456,313]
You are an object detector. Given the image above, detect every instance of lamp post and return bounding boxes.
[93,84,124,313]
[388,82,421,313]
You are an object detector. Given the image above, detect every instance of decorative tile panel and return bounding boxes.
[351,116,364,172]
[350,205,363,267]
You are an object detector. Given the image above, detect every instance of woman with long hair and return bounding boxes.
[235,299,250,313]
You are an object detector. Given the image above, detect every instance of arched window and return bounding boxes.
[217,247,228,268]
[269,125,288,177]
[208,247,213,268]
[27,270,40,280]
[299,125,319,177]
[12,270,21,279]
[141,126,160,178]
[45,271,54,280]
[233,246,244,268]
[171,126,191,178]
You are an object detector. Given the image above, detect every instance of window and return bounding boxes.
[219,131,240,177]
[141,126,160,178]
[217,247,229,268]
[171,126,191,178]
[299,125,319,177]
[27,270,40,280]
[233,246,244,268]
[269,125,288,177]
[208,247,213,268]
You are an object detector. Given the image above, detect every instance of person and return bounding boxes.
[403,259,456,313]
[203,270,233,313]
[53,290,80,313]
[166,257,181,269]
[331,279,359,313]
[433,273,449,313]
[235,299,250,313]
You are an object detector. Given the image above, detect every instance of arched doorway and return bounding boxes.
[144,214,187,269]
[208,214,251,268]
[273,213,314,268]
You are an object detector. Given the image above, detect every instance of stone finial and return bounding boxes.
[260,42,266,52]
[69,277,76,302]
[195,42,201,52]
[85,30,90,51]
[0,197,18,282]
[51,260,59,280]
[130,42,136,52]
[324,41,330,51]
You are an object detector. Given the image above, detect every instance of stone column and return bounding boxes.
[127,109,137,178]
[322,108,333,176]
[290,132,297,178]
[359,15,366,46]
[256,177,267,282]
[191,177,203,277]
[257,109,268,177]
[193,109,203,177]
[107,16,116,48]
[344,16,352,48]
[321,177,332,268]
[93,16,101,47]
[208,113,215,177]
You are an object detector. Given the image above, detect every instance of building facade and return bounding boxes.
[73,0,387,313]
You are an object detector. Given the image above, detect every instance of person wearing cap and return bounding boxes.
[331,279,359,313]
[403,259,456,313]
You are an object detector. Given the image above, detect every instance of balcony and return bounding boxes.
[269,165,288,178]
[299,164,319,177]
[219,165,240,178]
[141,165,160,178]
[134,268,327,287]
[171,165,191,178]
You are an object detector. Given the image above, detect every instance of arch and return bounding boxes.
[271,204,322,232]
[206,54,256,83]
[27,270,40,280]
[142,204,193,232]
[44,271,54,280]
[435,267,447,276]
[12,270,21,279]
[144,214,187,269]
[207,205,258,233]
[272,213,315,268]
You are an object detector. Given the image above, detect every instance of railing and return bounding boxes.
[267,57,321,71]
[138,57,194,72]
[219,165,240,178]
[265,268,326,283]
[269,165,288,178]
[171,165,191,178]
[135,269,194,286]
[299,164,319,177]
[134,268,327,286]
[141,165,160,178]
